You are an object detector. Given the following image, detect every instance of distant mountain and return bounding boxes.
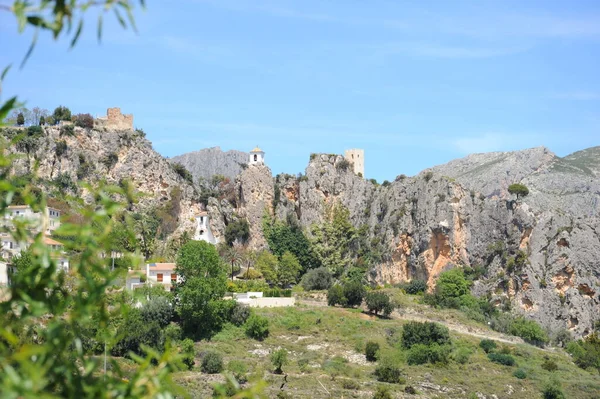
[170,147,248,183]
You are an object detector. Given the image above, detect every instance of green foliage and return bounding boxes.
[336,158,351,171]
[513,368,527,379]
[55,140,67,156]
[102,152,119,169]
[479,339,498,353]
[401,321,451,349]
[373,386,392,399]
[435,268,471,302]
[263,214,320,271]
[406,343,451,365]
[541,358,558,372]
[180,338,196,370]
[163,323,182,343]
[424,171,433,182]
[310,204,355,276]
[60,123,75,136]
[327,284,346,306]
[374,361,404,384]
[231,303,251,326]
[322,356,350,380]
[176,240,224,283]
[244,314,269,341]
[541,377,566,399]
[365,341,379,362]
[76,153,92,179]
[39,115,45,125]
[201,350,224,374]
[225,218,250,246]
[487,353,516,366]
[52,105,71,122]
[112,308,163,357]
[508,317,548,347]
[566,333,600,372]
[227,360,248,384]
[508,183,529,199]
[301,267,333,290]
[277,250,302,286]
[255,250,278,283]
[10,249,33,277]
[172,162,193,184]
[365,291,394,317]
[403,279,427,294]
[16,112,24,125]
[271,348,288,374]
[140,296,173,328]
[343,280,366,307]
[341,379,360,390]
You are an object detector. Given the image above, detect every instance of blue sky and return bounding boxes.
[1,0,599,181]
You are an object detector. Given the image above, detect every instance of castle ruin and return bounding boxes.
[344,149,365,176]
[95,107,133,130]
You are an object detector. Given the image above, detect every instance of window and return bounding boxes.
[200,216,203,223]
[157,273,163,282]
[254,154,257,161]
[171,274,177,282]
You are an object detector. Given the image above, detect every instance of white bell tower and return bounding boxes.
[249,146,265,166]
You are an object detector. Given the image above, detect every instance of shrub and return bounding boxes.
[365,341,379,362]
[373,386,392,399]
[513,368,527,379]
[55,140,67,157]
[73,113,94,129]
[323,356,350,380]
[271,348,288,374]
[336,158,351,171]
[225,219,250,246]
[60,124,74,136]
[230,303,251,326]
[244,314,269,341]
[374,361,404,384]
[140,296,173,327]
[227,360,248,384]
[452,347,472,364]
[27,125,42,135]
[16,112,24,126]
[39,115,45,125]
[343,280,366,307]
[404,279,427,294]
[172,162,193,184]
[53,172,78,193]
[487,353,515,366]
[102,152,118,169]
[509,317,548,347]
[180,338,195,370]
[565,333,600,372]
[424,171,433,182]
[327,284,346,307]
[541,378,565,399]
[365,291,394,317]
[201,351,223,374]
[341,378,360,390]
[479,339,497,353]
[406,343,451,365]
[435,268,471,306]
[163,323,182,343]
[401,321,450,349]
[404,386,417,394]
[240,267,262,280]
[301,267,333,291]
[52,105,71,122]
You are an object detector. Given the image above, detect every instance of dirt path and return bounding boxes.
[297,297,542,348]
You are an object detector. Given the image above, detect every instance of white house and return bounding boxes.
[3,205,61,234]
[0,261,12,286]
[249,146,265,166]
[194,211,218,244]
[146,263,181,290]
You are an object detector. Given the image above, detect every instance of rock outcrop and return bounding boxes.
[170,146,248,182]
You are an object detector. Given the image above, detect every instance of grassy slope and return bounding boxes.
[171,293,600,399]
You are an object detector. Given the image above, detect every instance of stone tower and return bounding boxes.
[344,149,364,176]
[249,146,265,166]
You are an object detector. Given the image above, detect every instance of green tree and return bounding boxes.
[201,351,224,374]
[301,267,333,290]
[365,341,379,362]
[401,321,451,349]
[180,338,196,370]
[310,204,356,276]
[222,246,242,282]
[263,213,320,271]
[542,377,565,399]
[244,314,269,341]
[176,240,224,283]
[9,249,33,277]
[434,268,471,306]
[52,105,71,123]
[16,112,24,126]
[277,251,301,287]
[508,183,529,199]
[256,250,278,283]
[365,291,394,317]
[39,115,45,125]
[327,284,346,306]
[270,348,288,374]
[343,280,366,307]
[225,218,250,246]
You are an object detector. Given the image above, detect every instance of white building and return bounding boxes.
[344,149,365,176]
[0,261,13,286]
[145,263,181,291]
[3,205,61,234]
[249,146,265,166]
[194,211,218,244]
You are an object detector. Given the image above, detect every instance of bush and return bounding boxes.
[565,333,600,372]
[479,339,497,353]
[404,385,417,394]
[53,172,78,193]
[180,338,195,370]
[240,268,262,280]
[509,317,548,347]
[271,348,288,374]
[406,344,450,365]
[341,379,360,390]
[52,105,71,122]
[373,386,392,399]
[374,361,404,384]
[365,291,394,317]
[163,323,182,343]
[322,356,350,380]
[230,303,251,326]
[201,351,223,374]
[404,279,427,294]
[301,267,333,291]
[225,219,250,246]
[327,284,346,307]
[542,378,565,399]
[541,358,558,372]
[102,152,118,169]
[60,124,74,136]
[172,162,193,185]
[140,296,173,327]
[513,368,527,379]
[401,321,450,349]
[55,140,67,157]
[452,347,472,364]
[73,113,94,129]
[365,341,379,362]
[343,280,366,307]
[244,314,269,341]
[336,158,351,171]
[435,268,471,305]
[487,353,515,366]
[227,360,248,384]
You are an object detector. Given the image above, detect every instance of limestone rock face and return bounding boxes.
[170,146,248,182]
[236,164,274,250]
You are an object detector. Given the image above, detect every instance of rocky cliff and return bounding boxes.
[170,146,248,183]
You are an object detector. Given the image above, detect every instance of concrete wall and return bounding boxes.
[247,297,295,308]
[344,149,365,176]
